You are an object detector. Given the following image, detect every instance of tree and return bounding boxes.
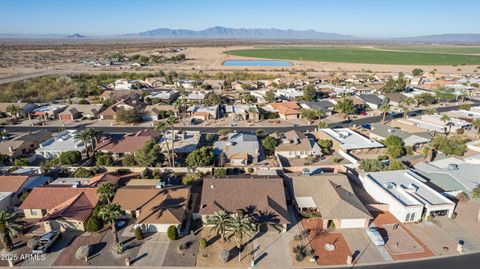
[207,211,232,242]
[13,158,29,166]
[241,94,257,104]
[205,93,223,106]
[380,104,390,124]
[0,154,9,166]
[334,98,356,119]
[167,225,178,240]
[300,109,323,120]
[95,153,114,166]
[98,203,123,243]
[412,68,424,76]
[122,154,137,166]
[317,121,328,129]
[134,139,163,167]
[182,172,203,185]
[227,215,255,261]
[384,135,406,159]
[430,135,466,156]
[115,109,143,124]
[388,159,407,170]
[302,84,316,101]
[75,129,92,158]
[434,87,456,102]
[97,182,116,204]
[425,107,438,115]
[218,129,231,138]
[318,139,333,155]
[415,93,436,105]
[6,104,21,121]
[167,116,177,167]
[440,114,452,134]
[262,136,277,153]
[186,147,213,167]
[86,214,103,232]
[384,73,407,93]
[73,167,94,178]
[265,90,276,103]
[473,119,480,135]
[135,226,143,240]
[58,150,82,165]
[0,211,22,251]
[199,238,207,249]
[155,121,172,166]
[459,103,471,111]
[359,159,383,172]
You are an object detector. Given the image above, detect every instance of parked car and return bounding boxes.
[366,227,385,246]
[32,230,61,254]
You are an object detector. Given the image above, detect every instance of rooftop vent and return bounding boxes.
[448,164,459,171]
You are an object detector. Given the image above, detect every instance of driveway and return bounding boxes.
[253,231,289,268]
[342,228,391,264]
[406,221,459,255]
[22,231,81,267]
[130,233,170,266]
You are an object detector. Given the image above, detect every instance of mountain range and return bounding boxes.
[1,26,480,43]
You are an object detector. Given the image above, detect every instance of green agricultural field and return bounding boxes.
[224,47,480,65]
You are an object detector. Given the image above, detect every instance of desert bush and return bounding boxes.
[167,225,178,241]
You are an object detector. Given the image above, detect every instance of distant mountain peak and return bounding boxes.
[128,26,357,40]
[67,33,85,39]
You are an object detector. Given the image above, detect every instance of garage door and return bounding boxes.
[144,224,172,233]
[340,219,366,229]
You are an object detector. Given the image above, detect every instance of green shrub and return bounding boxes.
[332,157,342,163]
[246,167,254,174]
[122,154,137,166]
[213,168,227,177]
[86,216,102,232]
[58,150,82,165]
[135,226,143,240]
[95,153,114,166]
[199,238,207,249]
[74,167,94,178]
[328,221,336,230]
[167,225,178,241]
[13,158,29,166]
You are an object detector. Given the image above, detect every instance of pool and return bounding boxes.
[223,60,291,66]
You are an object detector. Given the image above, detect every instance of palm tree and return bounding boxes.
[227,214,255,262]
[155,121,172,166]
[98,203,123,243]
[440,115,451,134]
[333,98,356,119]
[6,105,21,122]
[96,182,116,204]
[87,128,103,154]
[473,119,480,136]
[75,130,91,158]
[167,116,177,167]
[380,104,390,124]
[207,211,232,242]
[0,211,23,251]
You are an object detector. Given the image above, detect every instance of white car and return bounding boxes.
[366,227,385,246]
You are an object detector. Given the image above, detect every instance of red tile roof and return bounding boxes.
[96,135,153,154]
[270,102,300,115]
[0,176,31,193]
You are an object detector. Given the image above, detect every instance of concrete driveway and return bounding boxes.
[130,233,170,266]
[342,228,391,264]
[22,231,81,267]
[253,231,290,268]
[406,221,459,255]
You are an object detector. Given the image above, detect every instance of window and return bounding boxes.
[405,213,410,222]
[410,212,415,221]
[31,209,38,216]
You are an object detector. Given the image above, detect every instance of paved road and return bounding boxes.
[2,103,477,134]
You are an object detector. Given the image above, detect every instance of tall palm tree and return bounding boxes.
[98,203,123,243]
[75,130,91,158]
[87,128,103,154]
[96,182,116,204]
[227,214,255,262]
[472,119,480,136]
[380,104,390,124]
[155,121,172,166]
[167,116,177,167]
[0,211,23,251]
[6,105,21,122]
[207,211,232,242]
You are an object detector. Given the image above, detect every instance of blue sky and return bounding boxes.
[1,0,479,37]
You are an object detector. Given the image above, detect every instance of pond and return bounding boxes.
[223,60,291,66]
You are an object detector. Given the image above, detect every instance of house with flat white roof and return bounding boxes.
[35,130,86,159]
[276,88,304,100]
[359,170,455,222]
[316,128,384,151]
[447,109,480,120]
[408,114,471,133]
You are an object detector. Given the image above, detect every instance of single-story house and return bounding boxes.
[0,102,35,118]
[187,105,220,121]
[384,93,407,107]
[274,130,322,159]
[299,100,335,116]
[20,187,99,231]
[96,131,158,159]
[316,128,383,151]
[100,98,146,120]
[355,94,384,110]
[359,170,455,222]
[369,123,432,148]
[144,90,179,104]
[199,177,290,231]
[290,173,372,228]
[158,130,200,154]
[268,101,301,120]
[0,175,49,210]
[214,132,260,166]
[143,104,176,121]
[32,104,68,120]
[113,186,190,233]
[35,130,86,159]
[224,105,259,121]
[58,104,104,121]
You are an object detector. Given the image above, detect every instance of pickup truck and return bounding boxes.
[32,230,61,254]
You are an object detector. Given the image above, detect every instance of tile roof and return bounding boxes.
[270,102,300,115]
[292,174,372,220]
[96,134,154,154]
[20,187,99,222]
[0,175,31,193]
[85,173,121,187]
[200,177,290,225]
[113,187,190,225]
